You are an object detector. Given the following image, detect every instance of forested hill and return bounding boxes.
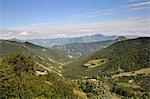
[53,36,127,57]
[63,37,150,78]
[0,40,73,78]
[0,37,150,98]
[0,40,71,62]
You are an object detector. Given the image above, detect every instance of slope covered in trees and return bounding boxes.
[53,40,114,57]
[0,40,74,75]
[62,37,150,98]
[52,36,127,57]
[0,40,71,62]
[63,37,150,77]
[0,37,149,98]
[0,53,76,98]
[0,53,117,98]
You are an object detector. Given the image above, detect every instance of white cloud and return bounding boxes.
[20,31,29,36]
[129,6,150,11]
[71,1,149,19]
[128,0,143,2]
[71,9,115,18]
[1,17,148,39]
[56,33,67,37]
[127,1,150,7]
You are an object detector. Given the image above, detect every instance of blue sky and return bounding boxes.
[0,0,150,39]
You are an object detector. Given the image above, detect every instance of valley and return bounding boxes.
[0,37,149,98]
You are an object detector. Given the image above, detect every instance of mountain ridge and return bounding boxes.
[63,37,150,78]
[52,36,127,57]
[27,34,118,47]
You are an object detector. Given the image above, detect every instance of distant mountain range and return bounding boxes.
[52,36,127,57]
[1,34,138,48]
[53,40,113,57]
[27,34,119,47]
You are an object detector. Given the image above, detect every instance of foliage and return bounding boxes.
[73,78,112,98]
[53,40,114,57]
[0,37,150,98]
[0,53,75,98]
[64,37,150,77]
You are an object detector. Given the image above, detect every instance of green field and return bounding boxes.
[112,67,150,78]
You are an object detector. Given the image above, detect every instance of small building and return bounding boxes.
[128,80,134,83]
[36,70,48,76]
[42,48,47,52]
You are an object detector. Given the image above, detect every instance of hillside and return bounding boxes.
[53,40,114,57]
[0,53,121,98]
[0,40,73,76]
[53,36,127,57]
[0,40,121,98]
[0,40,72,62]
[63,37,150,77]
[89,37,150,72]
[0,40,78,98]
[0,53,78,98]
[63,37,150,98]
[0,37,149,98]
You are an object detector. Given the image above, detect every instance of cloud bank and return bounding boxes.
[0,17,149,39]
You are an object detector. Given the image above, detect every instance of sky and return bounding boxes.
[0,0,150,39]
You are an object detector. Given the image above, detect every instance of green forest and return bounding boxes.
[0,37,150,98]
